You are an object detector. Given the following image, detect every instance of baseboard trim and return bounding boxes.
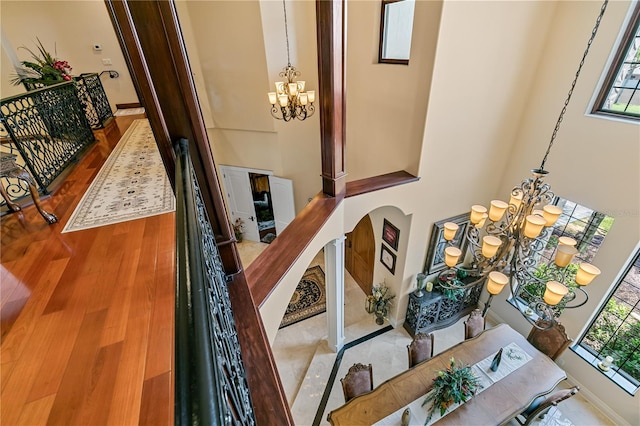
[115,102,142,109]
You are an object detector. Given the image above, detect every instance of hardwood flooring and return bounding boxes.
[1,115,175,425]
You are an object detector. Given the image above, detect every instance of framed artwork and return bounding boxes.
[424,213,470,274]
[382,219,400,251]
[380,244,397,274]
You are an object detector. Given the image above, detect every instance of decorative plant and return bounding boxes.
[366,283,395,317]
[11,38,73,87]
[436,269,467,300]
[233,218,245,242]
[422,358,481,424]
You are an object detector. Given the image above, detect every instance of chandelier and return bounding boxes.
[267,0,315,122]
[437,1,608,329]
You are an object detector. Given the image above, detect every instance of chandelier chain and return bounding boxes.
[283,0,292,67]
[539,0,608,171]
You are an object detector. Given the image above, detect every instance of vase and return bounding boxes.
[375,311,384,325]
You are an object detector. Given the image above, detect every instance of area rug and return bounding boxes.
[279,265,326,329]
[62,119,175,233]
[113,107,145,116]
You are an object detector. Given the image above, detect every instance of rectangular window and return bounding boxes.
[592,2,640,121]
[574,248,640,395]
[378,0,416,65]
[514,197,613,316]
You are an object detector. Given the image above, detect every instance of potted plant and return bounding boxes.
[366,283,395,325]
[11,38,73,88]
[422,357,481,423]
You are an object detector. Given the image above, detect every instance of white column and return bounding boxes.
[325,236,346,352]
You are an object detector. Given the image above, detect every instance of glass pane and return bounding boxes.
[380,0,416,63]
[599,20,640,118]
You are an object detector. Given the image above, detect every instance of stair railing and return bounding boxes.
[174,138,256,425]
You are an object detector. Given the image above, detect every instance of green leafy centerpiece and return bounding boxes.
[366,283,395,325]
[422,358,481,424]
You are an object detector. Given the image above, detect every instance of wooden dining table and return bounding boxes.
[327,323,567,425]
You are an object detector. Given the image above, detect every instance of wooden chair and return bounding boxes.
[340,363,373,403]
[464,309,485,339]
[407,332,435,368]
[527,319,573,360]
[514,386,580,425]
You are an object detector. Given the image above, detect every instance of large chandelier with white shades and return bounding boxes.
[267,0,315,122]
[436,0,609,329]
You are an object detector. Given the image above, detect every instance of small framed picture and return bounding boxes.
[380,244,397,274]
[382,219,400,251]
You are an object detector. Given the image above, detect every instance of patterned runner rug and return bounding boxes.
[62,119,175,233]
[280,265,326,329]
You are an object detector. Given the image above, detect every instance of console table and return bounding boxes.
[404,282,483,337]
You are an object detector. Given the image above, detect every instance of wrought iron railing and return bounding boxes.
[75,73,113,128]
[0,81,95,205]
[174,138,256,425]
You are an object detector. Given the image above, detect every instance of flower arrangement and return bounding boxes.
[233,218,245,242]
[422,358,481,423]
[366,283,395,318]
[11,38,73,88]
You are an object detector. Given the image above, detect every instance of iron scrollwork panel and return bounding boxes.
[192,167,255,425]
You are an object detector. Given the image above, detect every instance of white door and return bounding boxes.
[220,166,260,242]
[268,176,295,235]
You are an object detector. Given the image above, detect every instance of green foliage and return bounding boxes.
[436,269,467,300]
[584,298,640,380]
[422,358,481,423]
[366,283,395,316]
[11,38,73,87]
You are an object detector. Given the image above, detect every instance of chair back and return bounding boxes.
[527,319,573,360]
[340,363,373,402]
[407,332,434,368]
[516,386,579,425]
[464,309,485,339]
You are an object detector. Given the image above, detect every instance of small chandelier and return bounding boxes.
[267,0,315,122]
[436,1,609,329]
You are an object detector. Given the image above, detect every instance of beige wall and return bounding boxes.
[346,0,441,180]
[0,1,138,110]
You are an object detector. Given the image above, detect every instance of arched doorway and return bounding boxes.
[345,214,375,296]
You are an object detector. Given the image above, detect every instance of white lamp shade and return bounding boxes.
[482,236,502,258]
[476,213,488,229]
[288,82,298,96]
[543,205,563,226]
[489,200,508,222]
[300,93,308,105]
[509,192,523,209]
[444,246,462,267]
[532,209,544,217]
[298,80,306,92]
[544,281,569,305]
[278,94,288,107]
[554,244,578,268]
[275,81,285,94]
[268,92,277,105]
[443,222,459,241]
[307,90,315,103]
[486,271,508,295]
[524,215,546,238]
[558,236,577,247]
[575,263,601,285]
[470,205,488,224]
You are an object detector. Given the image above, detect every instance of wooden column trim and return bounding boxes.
[316,0,346,199]
[104,0,240,274]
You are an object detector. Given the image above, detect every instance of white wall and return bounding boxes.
[0,1,139,110]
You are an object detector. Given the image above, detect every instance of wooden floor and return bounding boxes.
[1,115,175,425]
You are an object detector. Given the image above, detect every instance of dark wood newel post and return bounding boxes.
[316,0,347,199]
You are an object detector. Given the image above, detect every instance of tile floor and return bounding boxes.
[238,241,615,426]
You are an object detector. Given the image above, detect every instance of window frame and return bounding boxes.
[378,0,415,65]
[572,247,640,396]
[591,2,640,122]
